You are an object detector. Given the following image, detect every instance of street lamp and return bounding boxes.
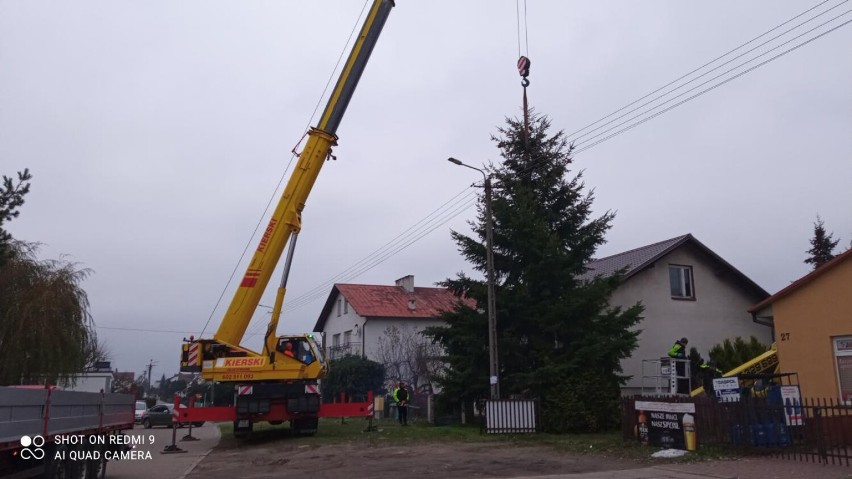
[447,157,500,400]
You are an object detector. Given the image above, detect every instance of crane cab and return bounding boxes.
[181,334,327,382]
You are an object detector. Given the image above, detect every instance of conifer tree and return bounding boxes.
[805,215,839,270]
[426,114,643,432]
[0,169,32,265]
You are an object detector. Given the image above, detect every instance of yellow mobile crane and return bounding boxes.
[179,0,394,436]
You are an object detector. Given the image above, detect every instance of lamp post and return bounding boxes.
[447,157,499,400]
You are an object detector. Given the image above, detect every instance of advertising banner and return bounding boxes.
[713,377,740,402]
[635,401,696,451]
[780,385,803,426]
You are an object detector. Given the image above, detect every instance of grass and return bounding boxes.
[212,417,743,464]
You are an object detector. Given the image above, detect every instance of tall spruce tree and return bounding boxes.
[805,215,839,270]
[425,114,643,433]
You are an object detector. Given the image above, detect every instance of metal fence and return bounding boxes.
[622,395,852,466]
[483,399,538,434]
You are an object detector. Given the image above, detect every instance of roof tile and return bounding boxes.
[337,284,470,318]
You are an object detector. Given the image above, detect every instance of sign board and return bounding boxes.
[780,385,803,426]
[713,377,740,402]
[635,401,696,450]
[836,338,852,352]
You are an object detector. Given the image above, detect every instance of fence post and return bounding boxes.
[814,405,827,464]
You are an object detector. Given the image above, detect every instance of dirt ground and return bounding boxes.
[187,440,645,479]
[188,439,852,479]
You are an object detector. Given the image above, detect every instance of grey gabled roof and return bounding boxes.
[580,235,690,281]
[580,234,769,298]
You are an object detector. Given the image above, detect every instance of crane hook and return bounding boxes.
[517,55,531,86]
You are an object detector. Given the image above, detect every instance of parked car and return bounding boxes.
[141,404,204,429]
[134,400,147,423]
[141,404,174,429]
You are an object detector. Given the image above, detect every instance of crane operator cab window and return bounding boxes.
[276,338,315,365]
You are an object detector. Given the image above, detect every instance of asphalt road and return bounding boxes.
[106,422,220,479]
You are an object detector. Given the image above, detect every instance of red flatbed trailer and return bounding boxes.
[0,385,134,479]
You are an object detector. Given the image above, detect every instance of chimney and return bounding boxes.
[395,275,415,293]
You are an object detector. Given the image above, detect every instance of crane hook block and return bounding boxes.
[517,56,531,78]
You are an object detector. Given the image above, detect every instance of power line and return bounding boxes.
[282,187,476,311]
[506,7,851,180]
[97,325,195,335]
[243,188,477,338]
[209,3,852,339]
[240,6,852,339]
[566,0,843,140]
[574,11,852,152]
[570,3,851,145]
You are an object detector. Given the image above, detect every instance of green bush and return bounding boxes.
[540,370,621,433]
[708,336,769,373]
[321,355,385,400]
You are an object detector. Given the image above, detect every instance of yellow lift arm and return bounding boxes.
[690,343,779,397]
[181,0,395,383]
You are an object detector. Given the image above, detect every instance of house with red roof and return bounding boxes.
[582,234,772,394]
[313,275,470,392]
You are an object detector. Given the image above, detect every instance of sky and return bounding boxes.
[2,1,850,381]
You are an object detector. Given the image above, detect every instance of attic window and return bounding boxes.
[669,265,694,299]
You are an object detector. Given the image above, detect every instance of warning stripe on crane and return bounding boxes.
[240,269,262,288]
[187,343,200,365]
[305,384,319,395]
[236,385,253,396]
[172,407,181,422]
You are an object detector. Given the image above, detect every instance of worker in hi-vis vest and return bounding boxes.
[392,382,410,426]
[668,337,688,359]
[667,337,689,394]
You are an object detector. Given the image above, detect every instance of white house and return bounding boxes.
[313,275,470,392]
[581,234,773,395]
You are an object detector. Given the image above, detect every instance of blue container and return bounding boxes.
[749,423,790,447]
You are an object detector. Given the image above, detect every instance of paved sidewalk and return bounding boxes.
[107,423,221,479]
[515,466,732,479]
[515,458,852,479]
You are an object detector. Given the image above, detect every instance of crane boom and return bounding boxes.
[214,0,394,347]
[179,0,394,438]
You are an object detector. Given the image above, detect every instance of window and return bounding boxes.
[344,330,352,345]
[669,265,694,299]
[344,299,348,314]
[337,298,341,316]
[332,334,340,348]
[835,337,852,403]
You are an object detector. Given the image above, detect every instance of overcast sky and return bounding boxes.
[2,1,850,380]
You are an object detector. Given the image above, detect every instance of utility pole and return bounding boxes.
[448,157,500,400]
[483,174,500,400]
[146,359,156,398]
